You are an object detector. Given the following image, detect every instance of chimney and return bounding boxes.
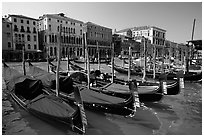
[58,13,65,17]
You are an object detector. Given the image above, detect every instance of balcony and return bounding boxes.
[27,30,31,33]
[33,30,37,34]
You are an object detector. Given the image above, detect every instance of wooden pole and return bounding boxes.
[22,44,26,75]
[161,41,165,73]
[183,56,186,74]
[142,38,146,82]
[111,43,114,83]
[128,46,131,81]
[153,44,156,79]
[84,32,90,89]
[67,47,70,72]
[191,19,196,41]
[189,19,196,66]
[97,41,100,70]
[47,46,50,72]
[84,33,87,71]
[56,25,62,97]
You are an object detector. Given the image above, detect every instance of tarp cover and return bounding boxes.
[69,87,127,104]
[14,78,43,100]
[3,66,76,119]
[3,66,43,100]
[28,94,76,117]
[105,83,158,94]
[29,65,74,94]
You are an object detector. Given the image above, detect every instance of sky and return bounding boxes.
[1,1,202,44]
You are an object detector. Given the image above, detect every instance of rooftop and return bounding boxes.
[39,13,83,24]
[85,22,112,30]
[117,25,166,33]
[8,14,38,21]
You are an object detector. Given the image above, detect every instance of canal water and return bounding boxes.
[3,61,202,135]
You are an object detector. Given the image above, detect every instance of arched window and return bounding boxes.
[66,27,68,33]
[55,35,57,43]
[28,44,31,49]
[14,25,18,31]
[50,47,53,56]
[27,35,30,41]
[68,28,70,33]
[52,35,54,43]
[54,47,57,56]
[33,27,36,33]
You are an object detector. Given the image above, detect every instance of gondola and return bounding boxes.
[74,59,111,64]
[68,71,164,102]
[3,63,87,134]
[113,64,201,81]
[49,61,164,102]
[27,61,140,117]
[69,61,182,96]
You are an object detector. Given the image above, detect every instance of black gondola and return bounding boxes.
[113,65,201,81]
[69,61,182,96]
[50,61,164,102]
[27,62,140,117]
[74,59,111,64]
[3,63,87,134]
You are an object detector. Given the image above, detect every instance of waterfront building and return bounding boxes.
[2,18,13,61]
[84,22,112,59]
[165,40,188,65]
[116,25,166,57]
[38,13,84,59]
[186,40,202,65]
[112,34,140,58]
[5,14,40,61]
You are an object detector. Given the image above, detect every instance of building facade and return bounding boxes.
[84,22,112,59]
[112,34,140,58]
[2,18,13,61]
[116,25,166,57]
[6,14,40,61]
[38,13,84,59]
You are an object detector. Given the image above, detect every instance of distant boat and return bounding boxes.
[74,58,111,64]
[113,64,202,82]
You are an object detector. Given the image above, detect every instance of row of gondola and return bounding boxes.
[3,59,201,134]
[3,61,139,134]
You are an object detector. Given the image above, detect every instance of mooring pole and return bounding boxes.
[142,38,146,82]
[111,43,114,83]
[128,46,132,81]
[97,41,100,70]
[153,44,156,79]
[22,44,26,75]
[56,24,62,97]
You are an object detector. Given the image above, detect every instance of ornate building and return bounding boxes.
[5,14,40,61]
[116,25,166,57]
[84,22,112,59]
[2,18,13,61]
[38,13,84,59]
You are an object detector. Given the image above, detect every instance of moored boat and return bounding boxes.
[68,62,182,96]
[113,65,201,82]
[3,63,87,134]
[27,62,140,117]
